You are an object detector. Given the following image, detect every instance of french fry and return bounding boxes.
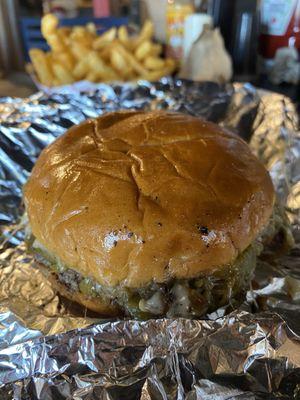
[71,43,91,60]
[58,26,72,37]
[41,13,59,38]
[110,48,132,77]
[70,26,95,48]
[79,36,95,48]
[117,45,148,76]
[87,51,118,80]
[47,33,67,53]
[56,52,76,71]
[73,59,89,79]
[96,41,118,60]
[133,20,154,49]
[102,27,117,40]
[141,70,164,81]
[93,39,112,51]
[71,26,87,37]
[126,71,137,80]
[87,50,106,72]
[142,58,177,81]
[99,44,113,62]
[144,58,176,81]
[52,63,74,84]
[86,22,96,35]
[86,71,99,82]
[29,48,54,86]
[134,40,152,61]
[46,52,53,64]
[118,25,131,49]
[144,56,165,70]
[93,27,117,50]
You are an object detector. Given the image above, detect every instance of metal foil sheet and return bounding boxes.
[0,79,299,399]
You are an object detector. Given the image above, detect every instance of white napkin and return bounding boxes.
[179,26,233,83]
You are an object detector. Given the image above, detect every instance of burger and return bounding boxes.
[23,110,284,318]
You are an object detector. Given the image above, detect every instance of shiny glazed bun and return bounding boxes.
[24,111,274,316]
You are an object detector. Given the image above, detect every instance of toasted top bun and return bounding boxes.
[24,111,274,288]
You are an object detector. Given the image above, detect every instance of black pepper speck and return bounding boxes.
[197,225,209,235]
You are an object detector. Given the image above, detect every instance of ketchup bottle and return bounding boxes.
[259,0,300,72]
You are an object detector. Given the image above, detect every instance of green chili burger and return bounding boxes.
[23,110,276,318]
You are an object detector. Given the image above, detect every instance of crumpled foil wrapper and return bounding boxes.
[0,79,299,399]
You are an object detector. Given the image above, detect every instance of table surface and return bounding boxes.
[0,72,35,98]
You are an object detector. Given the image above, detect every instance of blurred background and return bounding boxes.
[0,0,299,102]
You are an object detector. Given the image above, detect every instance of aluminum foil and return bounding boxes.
[0,79,299,399]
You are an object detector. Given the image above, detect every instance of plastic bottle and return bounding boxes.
[259,0,300,73]
[166,0,195,60]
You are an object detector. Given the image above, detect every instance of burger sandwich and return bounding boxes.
[23,111,290,318]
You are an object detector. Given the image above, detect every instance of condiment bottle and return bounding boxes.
[259,0,300,73]
[166,0,195,61]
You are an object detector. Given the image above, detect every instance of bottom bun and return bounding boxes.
[38,262,121,316]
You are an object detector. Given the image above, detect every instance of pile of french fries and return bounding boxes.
[28,13,176,87]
